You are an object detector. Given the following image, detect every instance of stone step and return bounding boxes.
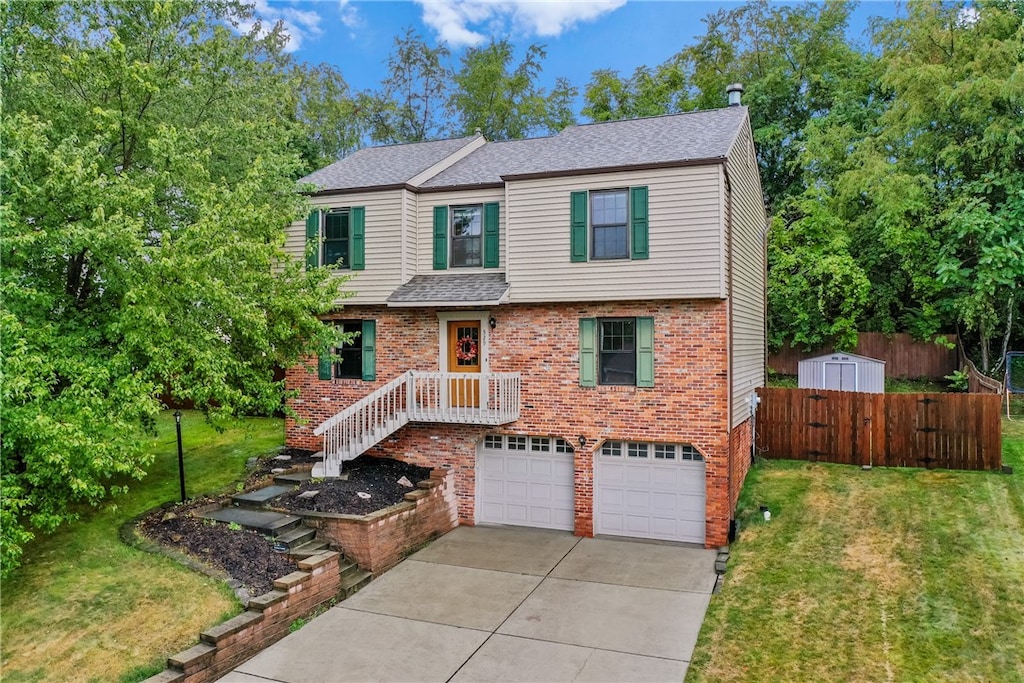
[289,540,330,560]
[200,508,301,537]
[339,568,372,597]
[339,559,364,581]
[273,471,312,486]
[231,484,294,508]
[274,524,316,549]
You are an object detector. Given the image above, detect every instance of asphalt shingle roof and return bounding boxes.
[387,273,509,306]
[421,107,748,188]
[300,136,479,192]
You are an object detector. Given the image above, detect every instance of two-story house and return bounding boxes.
[283,96,766,548]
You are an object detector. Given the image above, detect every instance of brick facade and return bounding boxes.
[286,299,750,547]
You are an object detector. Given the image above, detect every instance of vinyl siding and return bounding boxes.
[283,189,404,305]
[727,119,768,427]
[505,166,724,303]
[415,188,507,275]
[402,189,417,284]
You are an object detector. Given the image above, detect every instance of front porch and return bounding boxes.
[313,370,520,477]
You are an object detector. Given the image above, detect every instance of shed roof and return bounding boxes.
[798,352,886,365]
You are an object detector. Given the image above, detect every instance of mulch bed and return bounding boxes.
[137,453,434,597]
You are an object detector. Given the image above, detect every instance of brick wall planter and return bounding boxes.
[296,467,457,573]
[144,551,343,683]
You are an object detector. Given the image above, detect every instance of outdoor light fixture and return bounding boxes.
[578,435,587,448]
[489,316,497,329]
[173,410,186,503]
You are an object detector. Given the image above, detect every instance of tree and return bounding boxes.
[290,62,363,174]
[448,40,577,140]
[361,28,452,144]
[0,0,342,576]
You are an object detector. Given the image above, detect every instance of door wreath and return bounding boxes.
[455,335,478,362]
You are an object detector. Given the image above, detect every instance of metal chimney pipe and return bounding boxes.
[726,83,744,106]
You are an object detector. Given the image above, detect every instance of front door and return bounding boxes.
[447,320,481,408]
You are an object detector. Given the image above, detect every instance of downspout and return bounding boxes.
[724,159,736,543]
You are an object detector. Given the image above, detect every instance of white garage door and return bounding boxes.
[596,441,706,544]
[477,435,574,531]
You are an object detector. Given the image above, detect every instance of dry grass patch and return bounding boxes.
[689,418,1024,682]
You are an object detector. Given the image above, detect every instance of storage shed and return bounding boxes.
[798,352,885,393]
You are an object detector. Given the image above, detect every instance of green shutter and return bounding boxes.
[318,353,333,380]
[579,318,597,387]
[433,206,448,270]
[361,320,376,381]
[350,206,365,270]
[305,210,320,270]
[570,191,588,262]
[483,202,500,268]
[630,186,649,260]
[636,316,654,387]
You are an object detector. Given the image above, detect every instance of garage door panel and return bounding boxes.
[597,449,706,545]
[478,443,574,532]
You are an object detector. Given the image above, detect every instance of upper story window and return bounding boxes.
[305,206,365,271]
[451,205,483,268]
[590,190,629,260]
[433,202,501,270]
[570,187,648,263]
[323,209,350,268]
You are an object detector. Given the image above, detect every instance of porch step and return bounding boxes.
[199,508,301,537]
[231,485,294,508]
[273,471,312,486]
[290,540,330,560]
[274,524,316,549]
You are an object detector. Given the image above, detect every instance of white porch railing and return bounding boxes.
[312,371,520,477]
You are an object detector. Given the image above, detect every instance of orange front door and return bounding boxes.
[447,320,481,408]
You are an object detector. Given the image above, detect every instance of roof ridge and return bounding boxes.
[566,106,746,131]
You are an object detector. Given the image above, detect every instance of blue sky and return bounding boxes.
[248,1,902,105]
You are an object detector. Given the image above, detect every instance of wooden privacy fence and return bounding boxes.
[770,333,958,378]
[756,387,1002,471]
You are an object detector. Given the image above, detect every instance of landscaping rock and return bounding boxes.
[273,455,292,461]
[356,492,371,499]
[297,490,319,499]
[245,457,258,470]
[397,476,414,488]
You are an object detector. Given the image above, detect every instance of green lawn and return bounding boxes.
[0,411,284,683]
[688,418,1024,682]
[767,374,950,393]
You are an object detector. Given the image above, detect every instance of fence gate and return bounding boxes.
[755,388,1001,471]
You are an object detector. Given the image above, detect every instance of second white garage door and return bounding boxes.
[477,435,574,531]
[596,441,706,544]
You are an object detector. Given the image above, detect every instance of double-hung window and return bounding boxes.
[570,186,648,262]
[579,316,654,388]
[304,206,366,271]
[317,320,376,381]
[450,205,483,268]
[433,202,500,270]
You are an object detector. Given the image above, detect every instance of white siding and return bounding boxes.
[415,188,507,275]
[505,167,724,303]
[727,119,768,427]
[283,189,405,305]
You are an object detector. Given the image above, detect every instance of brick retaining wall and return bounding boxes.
[144,551,343,683]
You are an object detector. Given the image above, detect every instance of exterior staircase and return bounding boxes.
[199,473,371,595]
[313,369,521,477]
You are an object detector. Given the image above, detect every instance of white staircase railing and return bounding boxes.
[312,371,520,477]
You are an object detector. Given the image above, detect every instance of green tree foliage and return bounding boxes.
[361,28,453,144]
[448,40,577,140]
[0,0,341,576]
[290,62,363,174]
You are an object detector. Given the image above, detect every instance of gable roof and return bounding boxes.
[300,136,480,192]
[303,106,749,193]
[423,107,749,188]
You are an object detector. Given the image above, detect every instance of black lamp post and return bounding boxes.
[173,410,186,502]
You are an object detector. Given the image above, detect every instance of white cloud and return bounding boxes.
[338,0,362,29]
[238,0,324,52]
[414,0,626,47]
[957,6,979,27]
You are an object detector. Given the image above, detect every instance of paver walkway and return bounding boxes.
[220,526,716,683]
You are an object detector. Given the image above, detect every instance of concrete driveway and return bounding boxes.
[221,526,716,683]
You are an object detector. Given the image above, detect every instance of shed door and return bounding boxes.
[824,362,857,391]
